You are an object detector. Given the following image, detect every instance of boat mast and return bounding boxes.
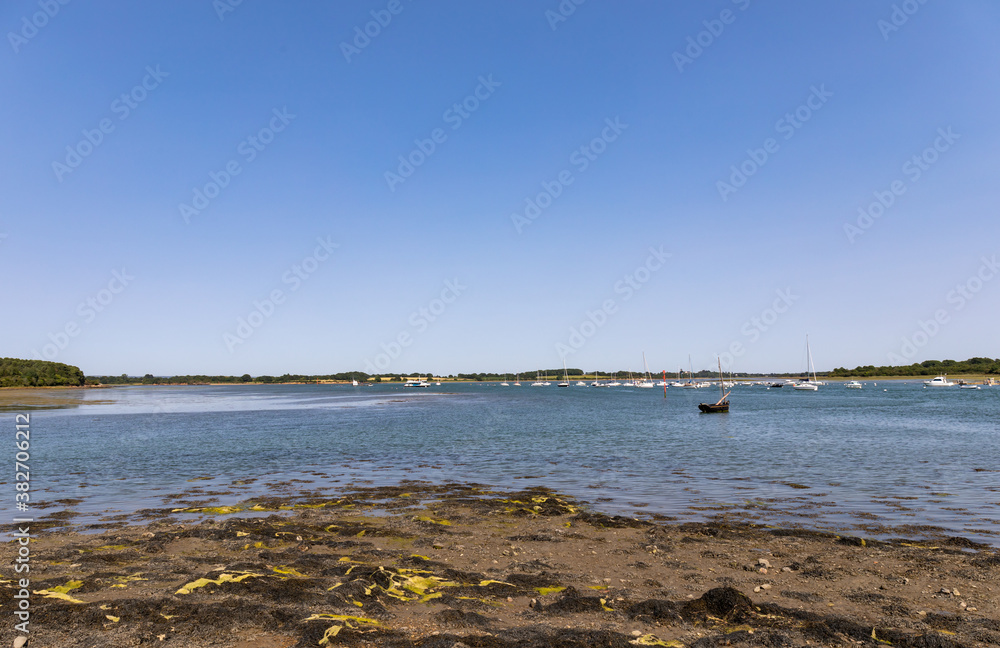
[718,358,724,401]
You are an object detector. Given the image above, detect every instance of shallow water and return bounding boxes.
[7,382,1000,544]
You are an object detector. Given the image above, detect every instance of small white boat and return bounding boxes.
[845,381,862,389]
[960,384,981,390]
[923,375,955,387]
[352,379,359,386]
[793,336,820,391]
[557,360,570,387]
[576,381,587,386]
[404,378,430,387]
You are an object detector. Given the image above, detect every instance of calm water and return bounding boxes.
[6,382,1000,544]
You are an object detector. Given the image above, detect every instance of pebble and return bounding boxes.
[14,638,27,648]
[952,588,960,597]
[757,558,772,568]
[781,567,792,573]
[761,584,771,590]
[758,567,768,574]
[940,588,951,595]
[631,631,642,637]
[433,543,445,549]
[959,602,967,609]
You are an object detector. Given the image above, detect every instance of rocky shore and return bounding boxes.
[3,482,999,647]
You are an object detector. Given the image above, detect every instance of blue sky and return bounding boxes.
[2,1,998,376]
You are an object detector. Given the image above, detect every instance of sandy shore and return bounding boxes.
[3,483,998,647]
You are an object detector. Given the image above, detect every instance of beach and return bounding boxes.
[4,482,998,647]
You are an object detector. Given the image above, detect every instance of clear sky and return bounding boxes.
[2,1,998,376]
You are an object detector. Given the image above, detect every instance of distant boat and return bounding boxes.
[923,375,955,387]
[845,380,862,389]
[352,378,359,386]
[793,336,820,391]
[698,358,731,413]
[557,359,570,387]
[960,384,981,390]
[531,371,549,387]
[501,373,510,386]
[404,378,430,387]
[514,374,521,386]
[635,352,656,388]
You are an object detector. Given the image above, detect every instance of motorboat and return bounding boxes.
[923,375,955,387]
[404,378,430,387]
[845,380,862,389]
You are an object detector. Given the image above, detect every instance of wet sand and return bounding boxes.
[3,482,999,647]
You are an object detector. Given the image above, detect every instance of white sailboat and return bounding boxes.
[793,336,820,391]
[635,352,656,388]
[558,359,570,387]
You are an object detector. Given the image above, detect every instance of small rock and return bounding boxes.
[506,596,513,602]
[758,567,768,574]
[433,543,445,549]
[903,578,910,584]
[781,567,792,573]
[757,558,772,568]
[952,588,960,597]
[631,631,642,637]
[753,586,761,593]
[940,588,951,595]
[968,607,978,612]
[14,637,28,648]
[761,584,771,590]
[528,598,539,609]
[918,611,927,616]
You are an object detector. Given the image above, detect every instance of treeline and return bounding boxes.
[86,372,371,385]
[830,357,1000,377]
[0,358,85,387]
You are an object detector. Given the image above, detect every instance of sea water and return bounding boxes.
[6,382,999,544]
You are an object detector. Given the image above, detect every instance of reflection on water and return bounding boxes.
[7,383,1000,544]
